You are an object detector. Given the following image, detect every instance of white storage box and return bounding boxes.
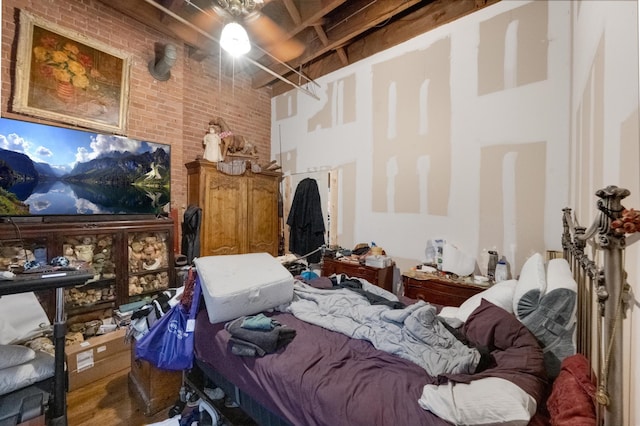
[194,253,294,324]
[364,255,393,268]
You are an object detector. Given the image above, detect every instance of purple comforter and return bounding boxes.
[194,299,548,426]
[195,309,451,426]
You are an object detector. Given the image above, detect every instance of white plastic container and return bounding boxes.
[494,260,509,282]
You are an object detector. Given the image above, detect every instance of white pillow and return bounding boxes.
[437,306,464,328]
[546,258,577,293]
[0,350,54,396]
[513,253,546,320]
[0,345,36,369]
[418,377,537,425]
[455,280,517,323]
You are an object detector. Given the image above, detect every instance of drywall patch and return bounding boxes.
[478,0,548,96]
[275,92,297,121]
[308,74,356,131]
[620,108,640,204]
[333,162,356,249]
[478,141,546,272]
[576,35,604,225]
[371,37,451,215]
[277,148,297,176]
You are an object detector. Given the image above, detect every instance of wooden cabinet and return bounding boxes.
[129,341,182,416]
[402,272,485,307]
[185,160,281,257]
[322,257,395,292]
[0,216,174,323]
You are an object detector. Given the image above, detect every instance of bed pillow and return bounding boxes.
[437,306,464,328]
[419,377,537,426]
[0,350,54,396]
[445,299,547,403]
[423,300,546,425]
[547,353,596,424]
[520,258,577,378]
[513,253,546,320]
[455,279,517,323]
[0,345,36,369]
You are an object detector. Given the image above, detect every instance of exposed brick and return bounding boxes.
[1,0,272,247]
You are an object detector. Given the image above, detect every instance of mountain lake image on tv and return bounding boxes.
[0,117,170,216]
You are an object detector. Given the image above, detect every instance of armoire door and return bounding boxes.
[246,173,280,256]
[202,170,248,255]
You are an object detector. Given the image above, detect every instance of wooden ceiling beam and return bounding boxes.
[313,23,348,66]
[281,0,302,26]
[96,0,213,51]
[269,0,500,96]
[251,0,422,89]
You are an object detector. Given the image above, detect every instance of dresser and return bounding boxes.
[321,257,394,292]
[402,271,485,307]
[185,160,281,257]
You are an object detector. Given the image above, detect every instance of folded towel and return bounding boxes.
[226,316,296,356]
[241,313,278,330]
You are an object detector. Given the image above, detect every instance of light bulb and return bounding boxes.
[220,22,251,57]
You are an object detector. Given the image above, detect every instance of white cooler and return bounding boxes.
[194,253,294,324]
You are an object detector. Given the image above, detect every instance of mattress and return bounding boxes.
[194,253,294,324]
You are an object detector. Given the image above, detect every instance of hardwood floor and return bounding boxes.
[66,368,175,426]
[66,367,257,426]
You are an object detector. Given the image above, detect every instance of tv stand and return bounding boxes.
[0,216,175,324]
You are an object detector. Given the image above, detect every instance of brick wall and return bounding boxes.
[1,0,272,235]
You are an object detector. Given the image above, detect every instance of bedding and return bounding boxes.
[517,257,577,378]
[0,350,54,396]
[283,281,481,376]
[194,292,548,426]
[0,345,36,370]
[547,353,596,425]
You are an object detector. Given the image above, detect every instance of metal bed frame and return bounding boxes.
[561,185,634,426]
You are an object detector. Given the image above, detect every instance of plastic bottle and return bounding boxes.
[487,250,498,281]
[494,259,508,282]
[478,248,489,276]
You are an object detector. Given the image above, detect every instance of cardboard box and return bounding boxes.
[66,328,130,391]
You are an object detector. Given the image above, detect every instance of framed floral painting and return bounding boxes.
[13,11,131,134]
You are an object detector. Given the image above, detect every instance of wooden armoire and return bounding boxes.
[185,159,281,257]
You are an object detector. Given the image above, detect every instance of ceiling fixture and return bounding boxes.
[218,0,259,56]
[218,0,261,16]
[220,21,251,56]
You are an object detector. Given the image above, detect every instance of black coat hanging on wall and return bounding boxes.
[286,178,325,263]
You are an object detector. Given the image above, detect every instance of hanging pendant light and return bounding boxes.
[220,22,251,57]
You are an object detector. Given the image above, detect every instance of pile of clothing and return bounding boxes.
[225,314,296,357]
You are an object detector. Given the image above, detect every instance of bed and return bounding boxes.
[192,185,632,426]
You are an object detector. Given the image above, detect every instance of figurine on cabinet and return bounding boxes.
[203,124,223,163]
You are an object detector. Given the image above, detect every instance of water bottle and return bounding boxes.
[487,250,498,281]
[495,260,508,282]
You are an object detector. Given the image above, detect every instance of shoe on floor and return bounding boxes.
[186,392,201,407]
[224,396,239,408]
[204,387,225,401]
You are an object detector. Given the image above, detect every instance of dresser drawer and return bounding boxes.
[403,275,484,307]
[322,257,394,292]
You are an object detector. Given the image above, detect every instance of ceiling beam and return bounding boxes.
[250,0,422,89]
[269,0,500,96]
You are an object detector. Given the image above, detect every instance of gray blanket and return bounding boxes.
[282,282,480,376]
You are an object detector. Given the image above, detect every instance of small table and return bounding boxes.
[402,270,486,307]
[321,257,395,292]
[0,271,94,426]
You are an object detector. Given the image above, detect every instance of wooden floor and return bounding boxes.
[66,368,175,426]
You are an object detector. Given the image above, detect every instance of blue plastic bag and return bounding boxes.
[135,274,201,371]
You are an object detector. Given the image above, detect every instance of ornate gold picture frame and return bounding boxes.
[13,11,131,134]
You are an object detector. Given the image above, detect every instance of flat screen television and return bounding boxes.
[0,117,170,217]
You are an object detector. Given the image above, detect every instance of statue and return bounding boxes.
[203,124,223,162]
